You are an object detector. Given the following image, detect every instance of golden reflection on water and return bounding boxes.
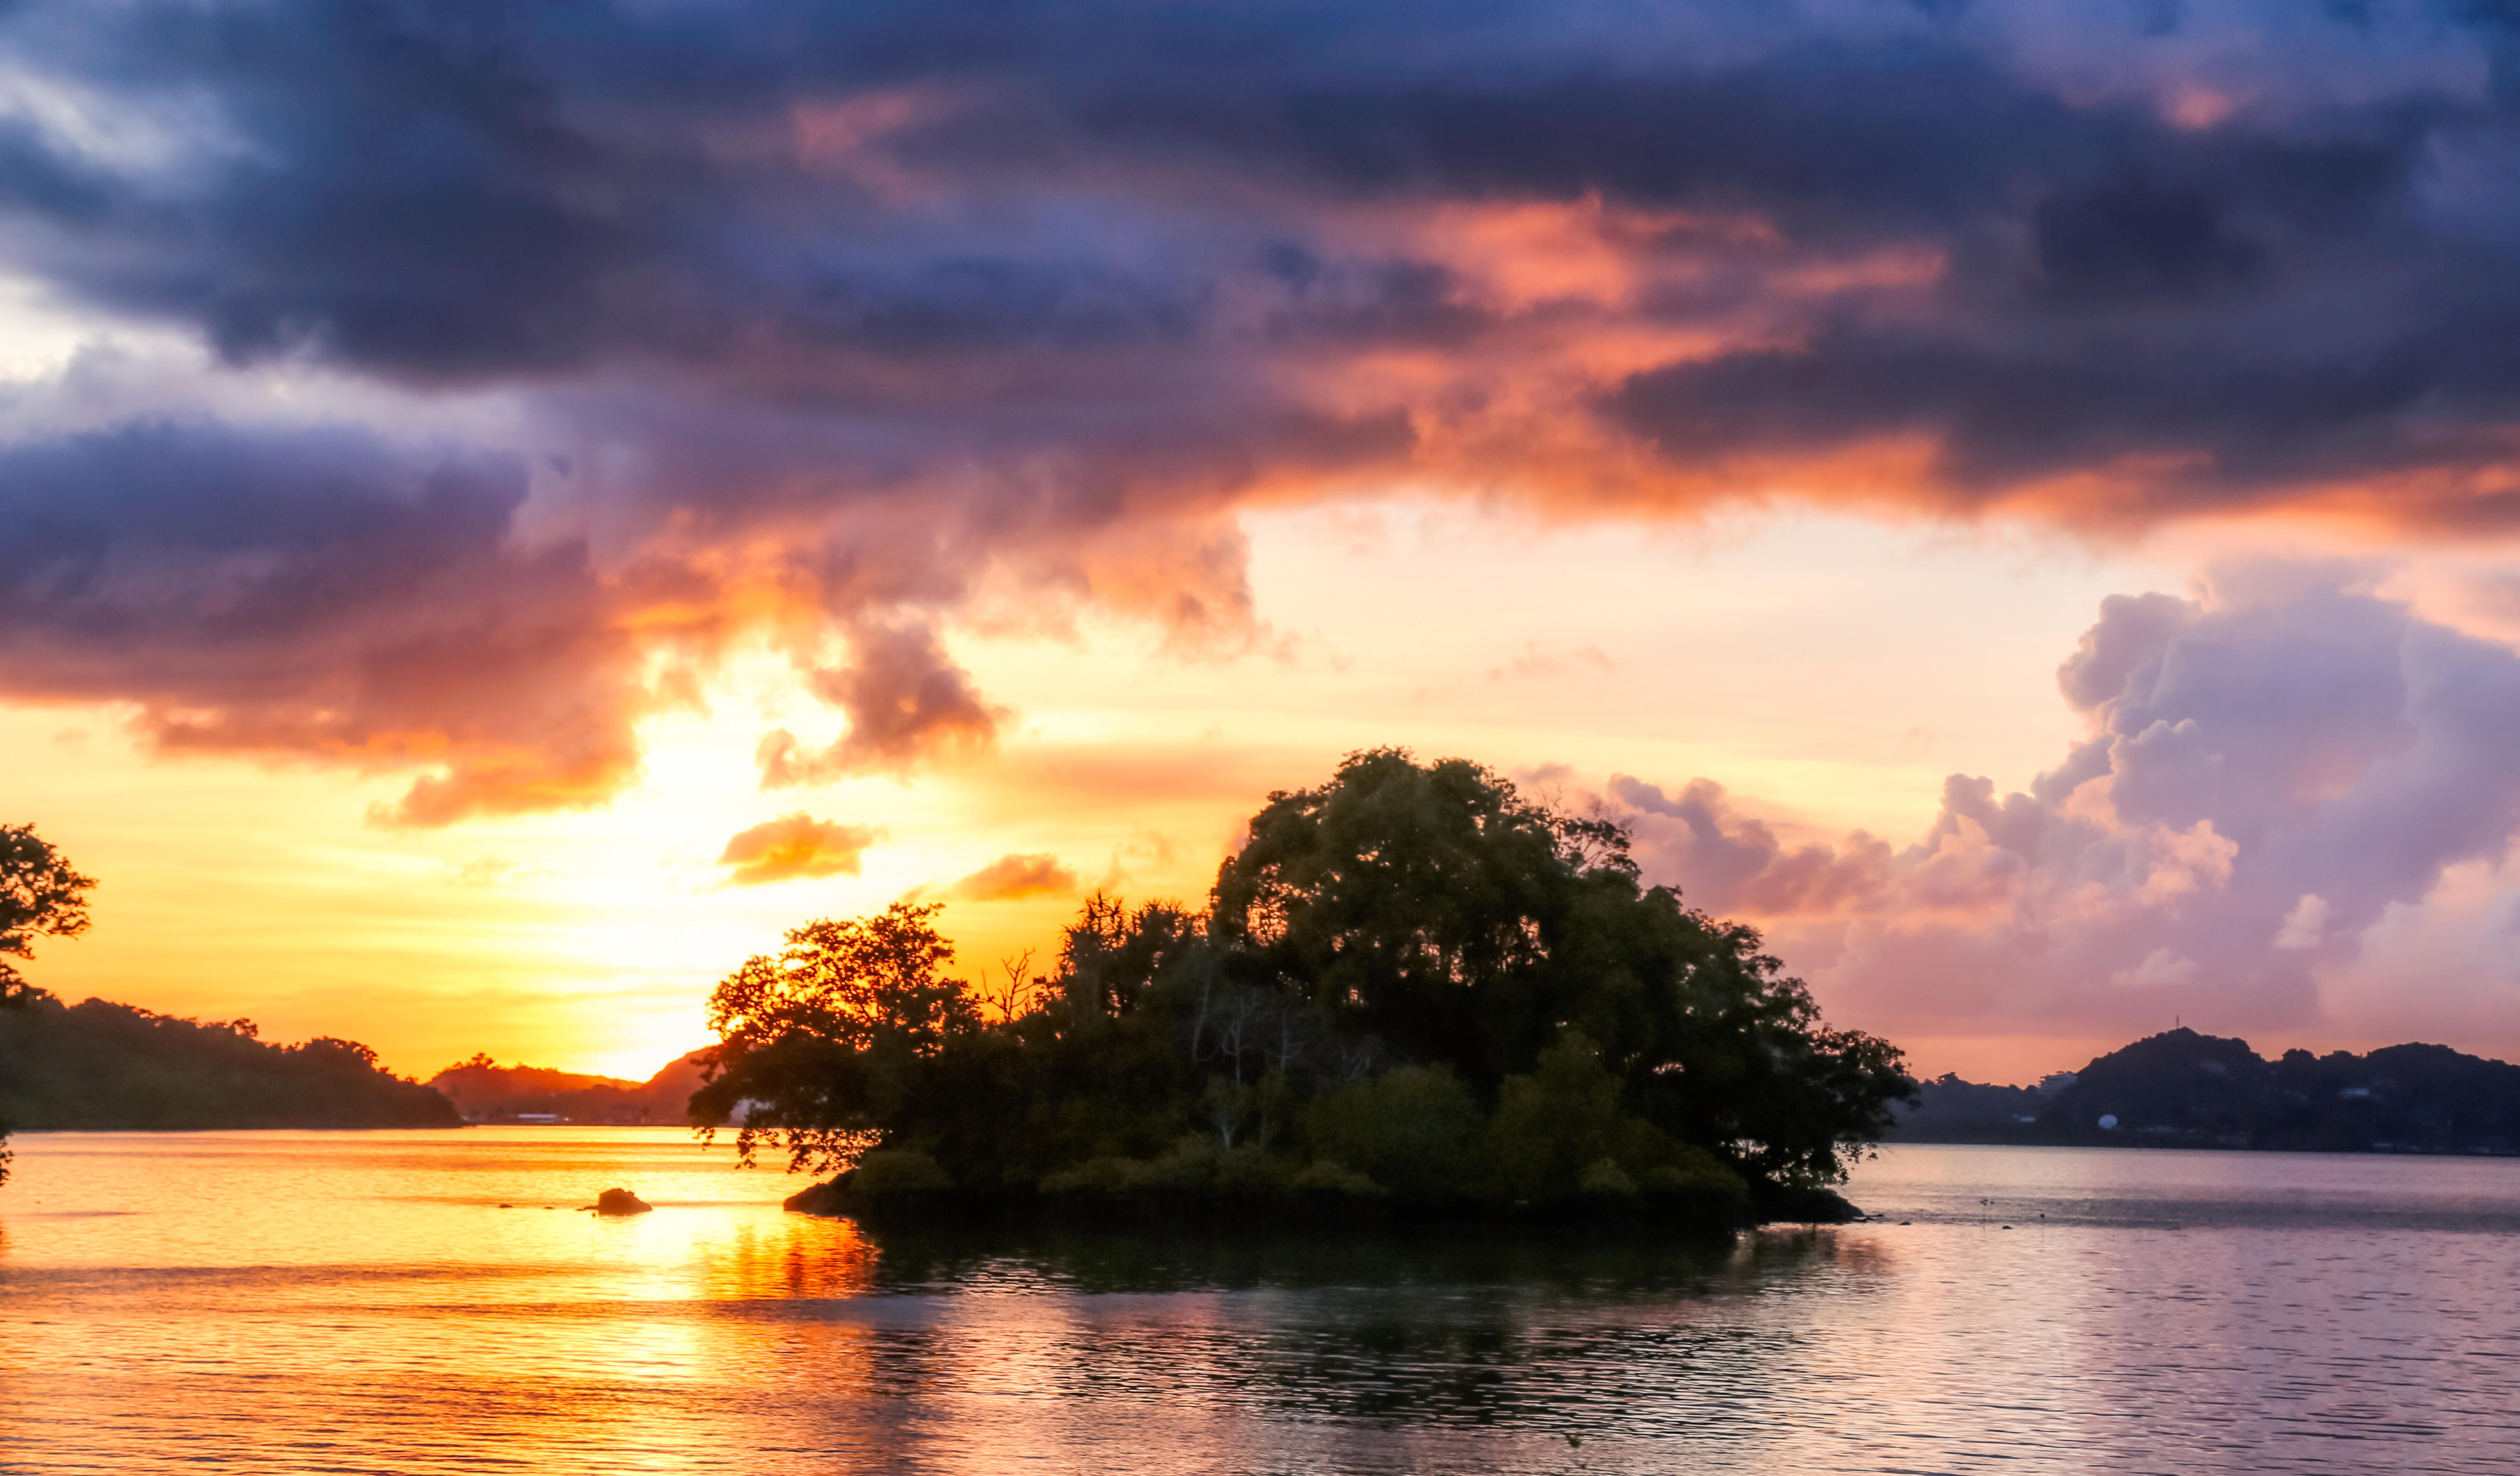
[701,1215,883,1302]
[6,1133,2520,1473]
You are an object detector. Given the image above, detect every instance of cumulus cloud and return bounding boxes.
[945,853,1082,902]
[716,814,883,886]
[1608,564,2520,1043]
[2273,894,2330,950]
[1606,775,1893,918]
[5,2,2520,819]
[757,621,1009,786]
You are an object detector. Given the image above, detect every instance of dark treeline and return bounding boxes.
[696,750,1915,1232]
[3,821,101,1180]
[428,1052,715,1123]
[1895,1028,2520,1155]
[0,993,461,1131]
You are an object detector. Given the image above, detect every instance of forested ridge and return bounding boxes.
[428,1051,715,1123]
[697,750,1917,1231]
[1896,1028,2520,1155]
[0,993,460,1130]
[3,819,457,1158]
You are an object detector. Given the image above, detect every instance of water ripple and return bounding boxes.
[4,1133,2520,1473]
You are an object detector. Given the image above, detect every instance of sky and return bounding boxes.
[8,0,2520,1084]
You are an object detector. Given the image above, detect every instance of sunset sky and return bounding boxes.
[9,0,2520,1085]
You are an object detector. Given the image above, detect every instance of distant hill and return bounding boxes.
[1893,1028,2520,1155]
[0,994,461,1130]
[427,1050,715,1125]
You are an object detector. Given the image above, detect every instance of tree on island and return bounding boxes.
[693,750,1915,1228]
[1,822,99,1185]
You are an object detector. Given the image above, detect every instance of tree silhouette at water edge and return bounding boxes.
[0,822,97,1185]
[694,749,1918,1232]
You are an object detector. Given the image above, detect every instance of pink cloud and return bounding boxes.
[947,853,1081,902]
[1608,564,2520,1056]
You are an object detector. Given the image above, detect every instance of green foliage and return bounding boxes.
[1211,749,1623,1086]
[1289,1157,1387,1200]
[1302,1064,1482,1201]
[847,1148,954,1197]
[1487,1030,1662,1201]
[1036,1139,1298,1203]
[700,749,1916,1228]
[1476,1030,1748,1214]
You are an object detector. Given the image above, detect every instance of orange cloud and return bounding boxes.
[758,621,1009,785]
[716,814,884,886]
[947,853,1081,902]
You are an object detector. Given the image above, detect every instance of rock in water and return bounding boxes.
[593,1187,653,1215]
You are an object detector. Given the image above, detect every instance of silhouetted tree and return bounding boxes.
[0,999,460,1188]
[1211,749,1913,1185]
[696,750,1917,1225]
[2,822,95,1006]
[693,902,983,1172]
[1059,892,1202,1020]
[0,822,97,1186]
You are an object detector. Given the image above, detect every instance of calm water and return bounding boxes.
[4,1132,2519,1474]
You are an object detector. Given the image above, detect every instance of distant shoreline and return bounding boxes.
[1897,1029,2520,1159]
[1887,1129,2520,1158]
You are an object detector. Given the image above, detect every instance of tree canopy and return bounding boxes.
[697,902,982,1172]
[2,822,95,1006]
[1,821,98,1187]
[695,750,1915,1228]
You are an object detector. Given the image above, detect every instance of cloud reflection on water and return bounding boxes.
[3,1131,2517,1472]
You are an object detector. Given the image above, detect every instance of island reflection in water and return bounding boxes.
[3,1130,2517,1473]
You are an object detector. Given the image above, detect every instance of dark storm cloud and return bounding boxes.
[0,3,2495,411]
[1087,52,2140,232]
[1602,270,2520,513]
[6,1,2520,816]
[0,420,655,824]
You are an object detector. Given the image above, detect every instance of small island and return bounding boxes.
[694,749,1918,1232]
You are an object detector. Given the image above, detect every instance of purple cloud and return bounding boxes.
[5,1,2520,824]
[1614,564,2520,1045]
